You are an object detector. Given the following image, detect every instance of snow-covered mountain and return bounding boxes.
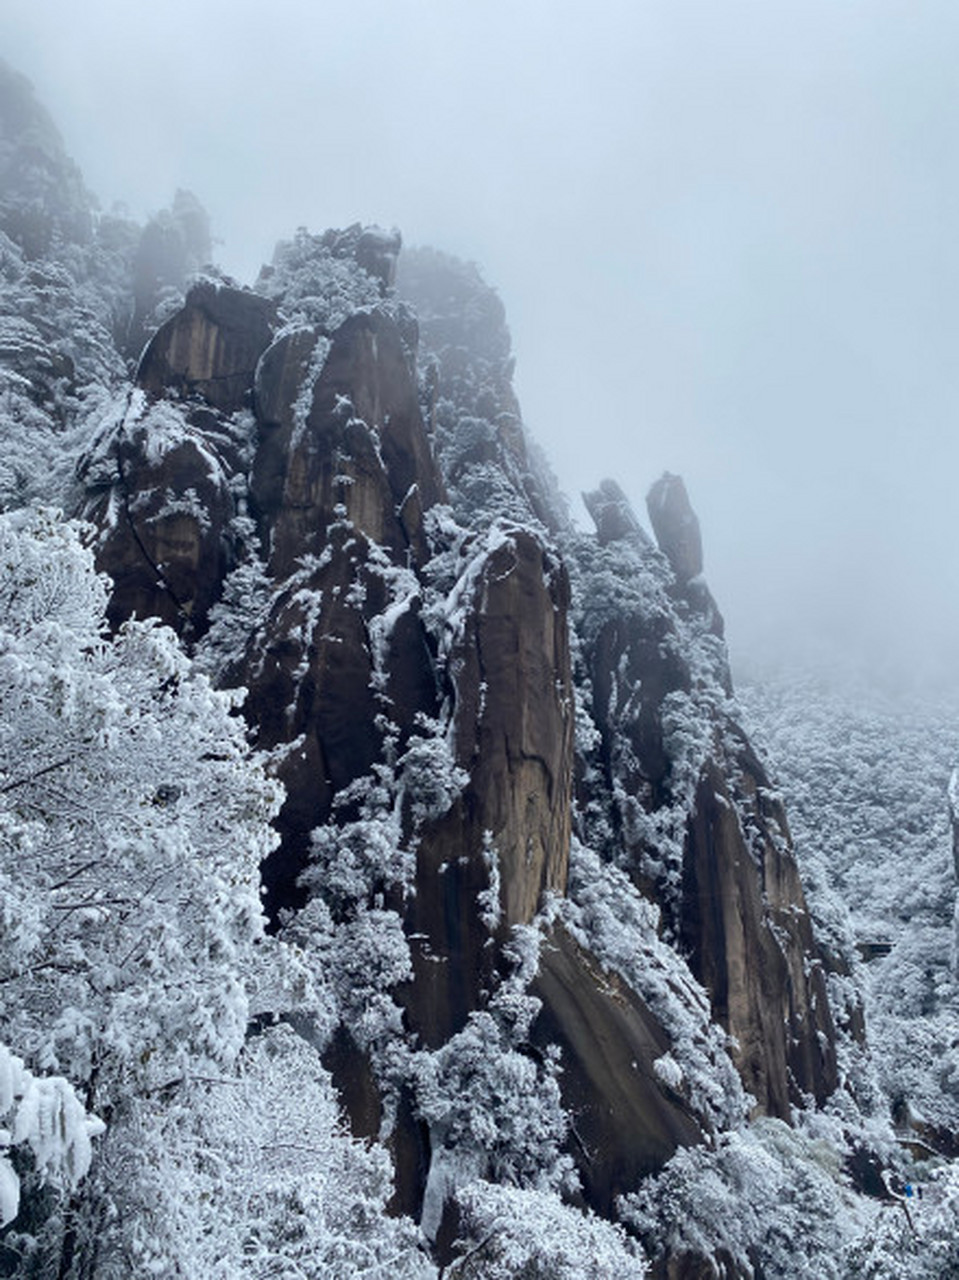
[0,59,956,1278]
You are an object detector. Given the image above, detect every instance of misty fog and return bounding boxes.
[8,0,959,689]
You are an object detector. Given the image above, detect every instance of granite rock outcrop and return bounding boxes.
[137,280,275,414]
[573,478,837,1117]
[72,219,840,1263]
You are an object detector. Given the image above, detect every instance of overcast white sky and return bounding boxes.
[7,0,959,685]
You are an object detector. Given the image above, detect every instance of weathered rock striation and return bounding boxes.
[137,280,275,414]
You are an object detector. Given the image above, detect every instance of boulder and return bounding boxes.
[81,402,238,639]
[583,479,652,548]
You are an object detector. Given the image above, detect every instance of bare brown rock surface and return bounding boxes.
[403,526,574,1046]
[681,752,837,1115]
[531,925,703,1215]
[241,306,449,916]
[80,400,241,638]
[244,538,390,916]
[584,478,652,548]
[137,280,275,413]
[448,528,573,926]
[251,309,442,576]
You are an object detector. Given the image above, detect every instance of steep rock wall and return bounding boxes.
[573,478,837,1116]
[73,222,840,1262]
[137,280,275,413]
[80,282,275,637]
[251,309,441,576]
[404,525,574,1047]
[531,925,703,1215]
[243,305,447,917]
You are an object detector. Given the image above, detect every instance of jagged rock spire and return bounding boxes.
[647,471,703,583]
[583,478,652,547]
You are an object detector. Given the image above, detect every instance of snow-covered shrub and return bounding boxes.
[194,552,275,684]
[258,226,386,332]
[306,797,412,913]
[62,1024,433,1280]
[0,508,296,1267]
[411,978,576,1242]
[284,895,412,1054]
[0,1043,102,1230]
[0,231,125,512]
[396,724,469,828]
[564,523,735,908]
[287,539,469,1048]
[844,1159,959,1279]
[739,672,959,1135]
[450,1180,647,1278]
[564,527,674,653]
[291,753,418,1048]
[396,246,554,534]
[621,1117,865,1279]
[0,510,282,1096]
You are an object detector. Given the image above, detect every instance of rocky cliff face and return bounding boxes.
[76,235,835,1234]
[572,477,836,1118]
[0,63,845,1273]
